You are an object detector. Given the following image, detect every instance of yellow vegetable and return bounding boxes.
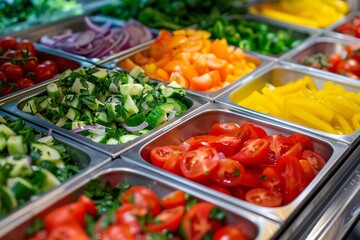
[235,75,360,135]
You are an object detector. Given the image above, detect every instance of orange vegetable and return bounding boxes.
[117,29,260,92]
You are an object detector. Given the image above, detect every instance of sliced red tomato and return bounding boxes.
[208,184,231,195]
[210,158,245,187]
[299,159,317,186]
[162,153,183,175]
[150,145,184,168]
[181,202,222,240]
[326,54,342,73]
[213,226,249,240]
[302,150,326,173]
[160,190,187,209]
[26,230,47,240]
[44,202,86,232]
[78,194,97,216]
[46,222,89,240]
[209,122,241,136]
[288,133,314,151]
[265,135,294,163]
[120,186,161,216]
[238,167,263,188]
[101,224,135,240]
[180,146,220,181]
[231,138,270,166]
[283,143,303,160]
[115,203,147,235]
[237,123,267,142]
[245,188,283,207]
[146,205,185,232]
[229,185,251,200]
[260,167,283,192]
[336,58,360,76]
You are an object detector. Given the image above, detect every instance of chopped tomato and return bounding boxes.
[181,202,222,240]
[162,153,183,175]
[101,224,135,240]
[78,194,97,216]
[180,146,220,181]
[120,186,161,216]
[146,206,185,232]
[302,150,326,173]
[260,167,283,192]
[288,133,314,151]
[208,184,231,195]
[237,123,267,142]
[299,159,317,185]
[229,185,251,200]
[115,203,147,235]
[238,167,263,188]
[213,226,249,240]
[283,143,303,160]
[46,222,89,240]
[160,190,187,209]
[209,122,241,136]
[231,139,270,166]
[245,188,283,207]
[265,135,294,162]
[150,145,184,168]
[210,158,245,187]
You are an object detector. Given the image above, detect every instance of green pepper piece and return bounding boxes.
[227,33,241,46]
[290,39,303,48]
[276,30,291,44]
[264,32,276,52]
[254,23,269,33]
[213,20,225,39]
[239,38,255,51]
[236,25,254,38]
[273,41,290,54]
[225,25,236,36]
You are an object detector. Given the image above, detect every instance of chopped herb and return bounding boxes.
[25,219,44,236]
[209,207,226,221]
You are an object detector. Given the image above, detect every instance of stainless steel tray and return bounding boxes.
[0,158,281,240]
[0,110,111,235]
[103,45,272,100]
[1,79,209,159]
[8,15,157,64]
[216,62,360,146]
[280,35,360,83]
[0,43,92,106]
[121,103,349,223]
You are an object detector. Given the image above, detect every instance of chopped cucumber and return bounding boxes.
[109,82,120,93]
[0,116,7,124]
[47,83,60,103]
[106,138,119,145]
[119,134,139,144]
[71,78,96,95]
[121,73,134,84]
[160,85,186,99]
[158,103,174,114]
[22,98,38,114]
[7,135,27,155]
[88,134,107,143]
[36,168,61,191]
[71,121,86,129]
[0,132,6,151]
[66,107,81,121]
[122,95,139,117]
[94,111,110,126]
[37,136,54,146]
[0,124,15,138]
[129,66,148,82]
[107,102,118,119]
[30,143,61,162]
[59,69,72,81]
[2,155,33,177]
[7,177,36,201]
[87,99,103,111]
[146,107,167,129]
[92,68,108,81]
[0,185,18,211]
[38,98,52,112]
[56,117,68,127]
[125,113,146,127]
[166,98,188,115]
[120,84,144,98]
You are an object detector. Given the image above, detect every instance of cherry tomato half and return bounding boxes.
[213,226,249,240]
[302,150,326,173]
[231,138,270,166]
[288,133,314,151]
[146,205,185,232]
[150,145,184,168]
[209,122,241,136]
[160,190,187,209]
[210,158,245,187]
[245,188,283,207]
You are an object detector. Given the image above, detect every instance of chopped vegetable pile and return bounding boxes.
[300,44,360,80]
[100,0,247,30]
[0,0,80,30]
[26,179,249,240]
[22,67,189,145]
[149,122,326,207]
[235,75,360,135]
[249,0,349,28]
[0,116,79,218]
[0,36,80,96]
[337,16,360,38]
[40,17,153,58]
[198,17,305,55]
[117,29,260,92]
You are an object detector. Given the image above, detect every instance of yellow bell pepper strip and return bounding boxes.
[234,75,360,135]
[250,0,349,28]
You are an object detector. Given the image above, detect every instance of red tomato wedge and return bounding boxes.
[302,150,326,173]
[266,135,294,162]
[231,138,270,166]
[180,146,220,181]
[209,122,241,136]
[146,206,185,232]
[46,222,89,240]
[150,145,184,168]
[245,188,283,207]
[115,203,147,235]
[213,226,249,240]
[101,224,135,240]
[210,158,245,187]
[160,190,187,209]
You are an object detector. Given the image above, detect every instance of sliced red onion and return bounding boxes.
[168,111,176,121]
[88,128,106,135]
[70,124,108,134]
[122,122,149,132]
[84,16,111,33]
[47,128,53,136]
[40,35,55,45]
[75,30,96,47]
[94,124,107,129]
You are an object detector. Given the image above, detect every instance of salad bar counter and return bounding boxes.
[0,1,359,239]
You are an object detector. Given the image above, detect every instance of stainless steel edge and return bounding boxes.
[0,157,282,240]
[0,111,111,237]
[279,144,360,240]
[0,45,92,105]
[102,46,273,101]
[215,62,360,146]
[120,103,349,223]
[1,83,209,159]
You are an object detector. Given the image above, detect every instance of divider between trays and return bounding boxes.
[119,102,350,224]
[0,110,111,238]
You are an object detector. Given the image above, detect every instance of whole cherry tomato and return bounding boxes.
[1,83,16,96]
[15,77,34,90]
[0,71,7,82]
[43,60,58,75]
[0,36,18,52]
[0,62,24,82]
[18,39,36,54]
[34,64,53,83]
